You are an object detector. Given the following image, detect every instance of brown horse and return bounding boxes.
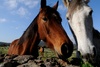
[8,0,73,60]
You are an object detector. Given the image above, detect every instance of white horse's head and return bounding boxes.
[63,0,96,60]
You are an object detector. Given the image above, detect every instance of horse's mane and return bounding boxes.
[70,0,81,7]
[18,14,39,45]
[68,0,82,18]
[42,6,62,22]
[93,28,100,39]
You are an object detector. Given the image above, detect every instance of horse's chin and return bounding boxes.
[82,54,95,65]
[81,47,96,63]
[76,50,95,65]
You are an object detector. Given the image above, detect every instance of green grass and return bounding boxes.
[39,48,57,60]
[0,46,8,54]
[81,62,94,67]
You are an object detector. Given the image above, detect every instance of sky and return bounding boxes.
[0,0,100,43]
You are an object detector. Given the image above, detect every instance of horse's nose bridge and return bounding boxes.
[57,29,69,42]
[54,31,67,42]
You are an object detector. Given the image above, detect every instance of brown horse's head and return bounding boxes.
[38,0,73,60]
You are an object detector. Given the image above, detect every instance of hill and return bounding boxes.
[0,42,10,46]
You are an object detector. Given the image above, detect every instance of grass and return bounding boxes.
[81,62,94,67]
[0,46,94,67]
[39,48,57,61]
[0,46,9,54]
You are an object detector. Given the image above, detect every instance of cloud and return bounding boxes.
[58,4,66,11]
[18,0,39,8]
[0,18,7,23]
[15,27,19,30]
[4,0,39,9]
[17,7,28,16]
[28,1,39,8]
[4,0,18,10]
[4,0,39,17]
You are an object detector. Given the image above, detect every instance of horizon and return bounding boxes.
[0,0,100,43]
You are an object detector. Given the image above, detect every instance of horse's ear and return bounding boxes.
[41,0,46,8]
[53,1,59,10]
[84,0,90,4]
[63,0,70,8]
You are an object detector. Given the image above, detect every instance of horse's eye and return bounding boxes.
[43,17,48,21]
[89,10,93,16]
[67,17,69,20]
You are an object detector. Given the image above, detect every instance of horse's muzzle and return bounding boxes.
[82,47,96,64]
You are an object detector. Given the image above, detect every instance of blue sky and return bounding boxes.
[0,0,100,43]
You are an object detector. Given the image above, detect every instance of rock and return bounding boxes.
[0,54,80,67]
[0,57,4,63]
[17,61,38,67]
[4,55,17,62]
[0,62,13,67]
[13,55,34,64]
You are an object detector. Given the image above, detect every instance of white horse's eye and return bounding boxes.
[67,17,69,20]
[89,10,93,16]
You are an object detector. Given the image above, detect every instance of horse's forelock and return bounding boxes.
[40,6,62,23]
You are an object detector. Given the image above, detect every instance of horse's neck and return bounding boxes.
[18,15,40,45]
[93,28,100,39]
[93,28,100,54]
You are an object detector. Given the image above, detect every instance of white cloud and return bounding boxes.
[28,1,39,8]
[58,5,66,11]
[5,0,18,10]
[17,7,28,16]
[15,27,19,30]
[18,0,39,8]
[4,0,39,9]
[4,0,39,17]
[0,18,7,23]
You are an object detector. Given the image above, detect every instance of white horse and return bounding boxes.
[63,0,100,66]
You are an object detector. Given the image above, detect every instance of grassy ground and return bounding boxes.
[39,48,94,67]
[0,46,9,54]
[0,46,94,67]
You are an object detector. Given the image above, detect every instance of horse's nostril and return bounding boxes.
[61,43,68,57]
[93,47,96,57]
[59,43,73,59]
